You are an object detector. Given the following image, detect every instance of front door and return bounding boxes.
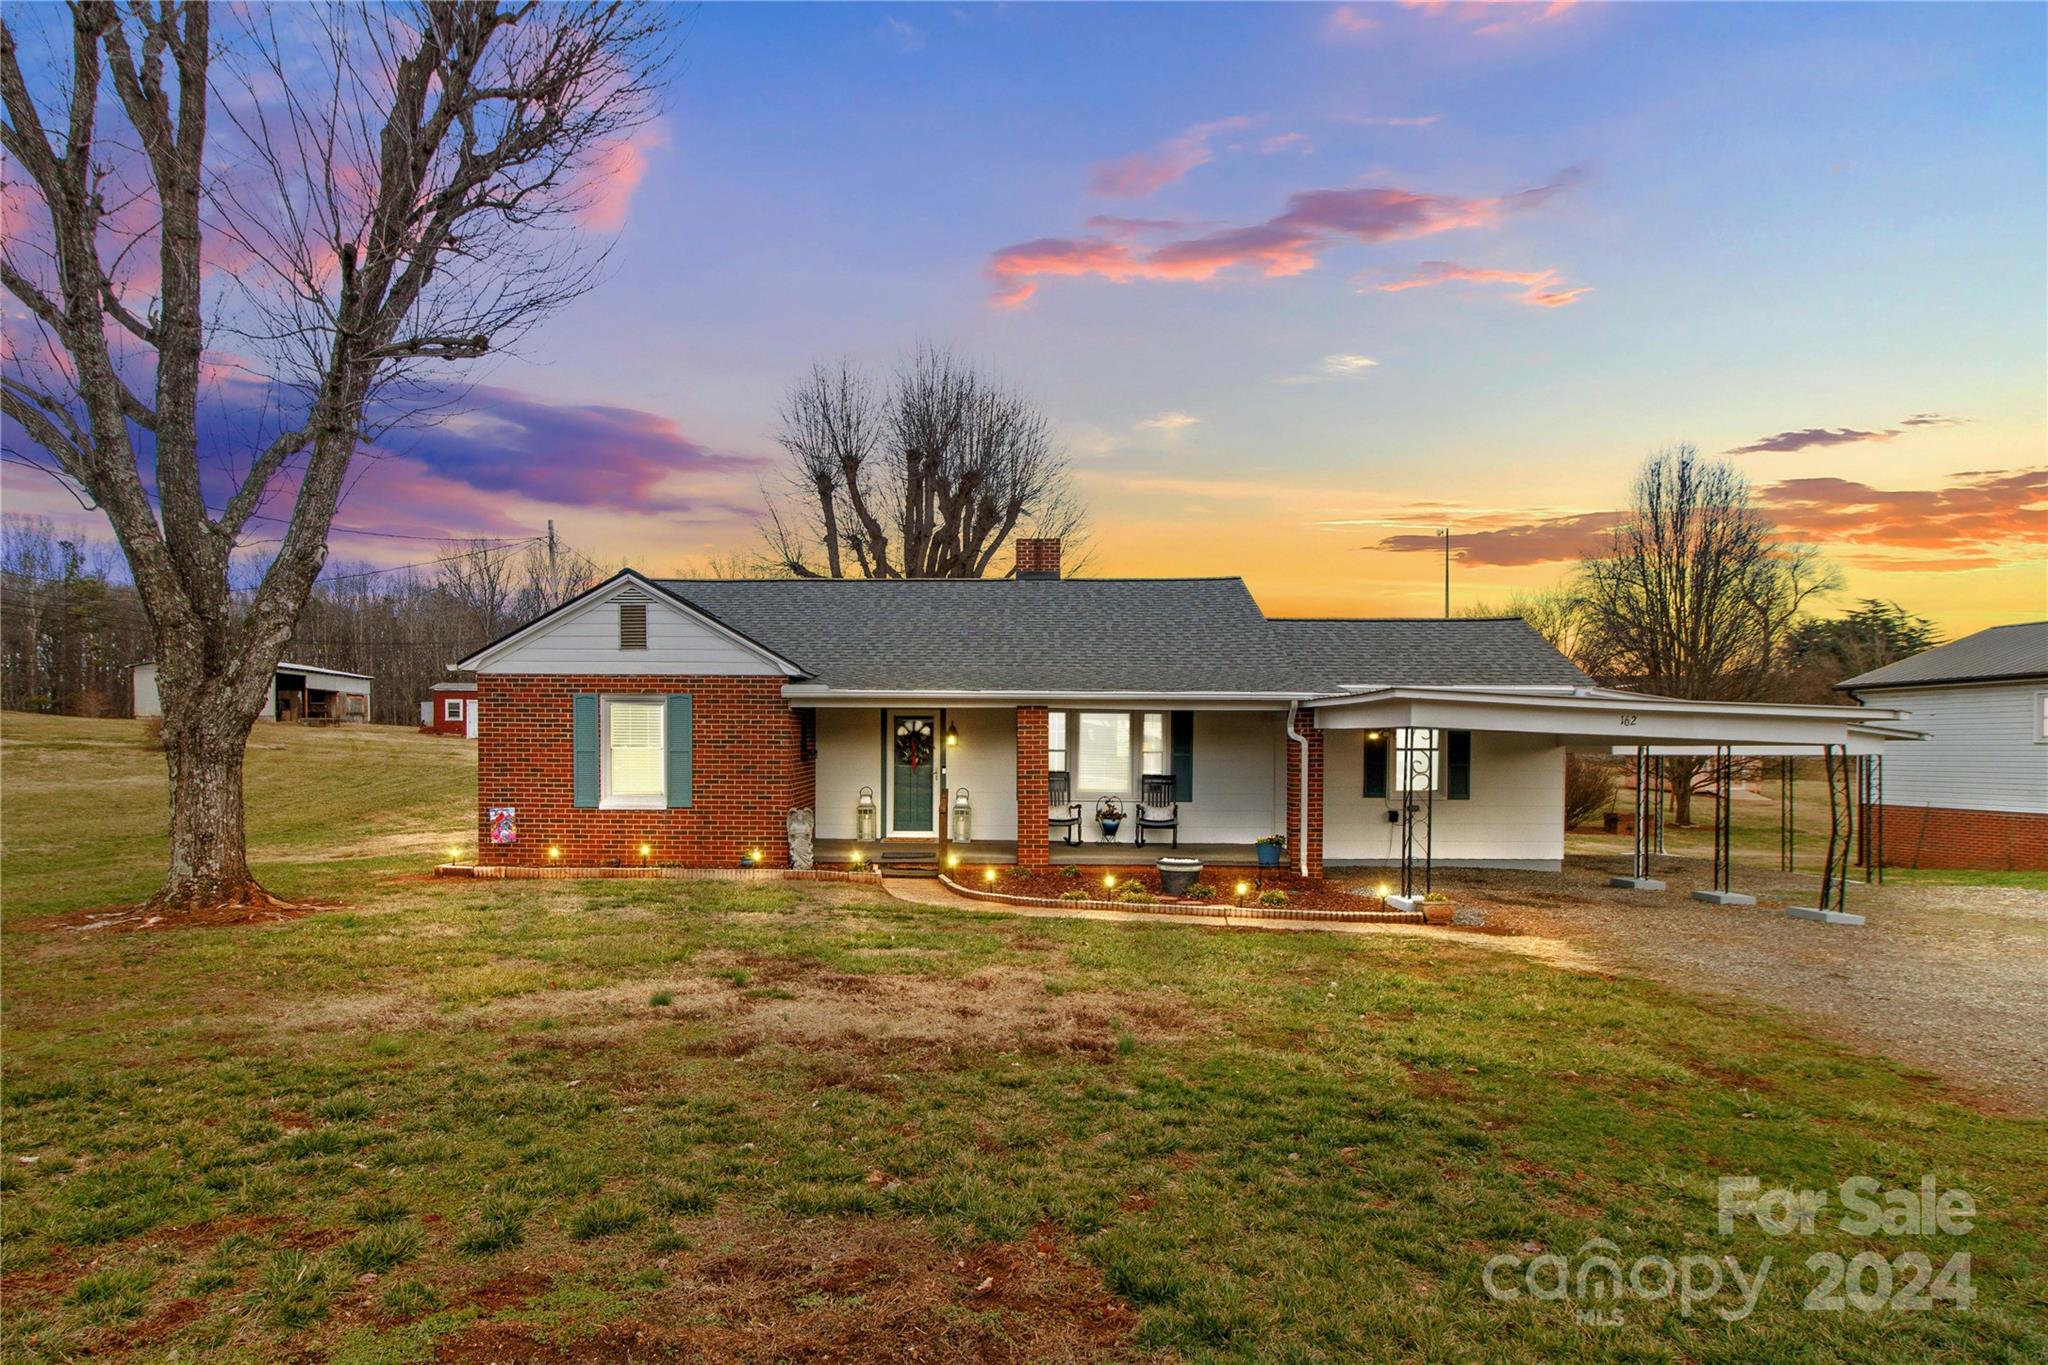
[890,713,937,836]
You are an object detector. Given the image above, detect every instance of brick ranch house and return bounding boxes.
[455,539,1910,877]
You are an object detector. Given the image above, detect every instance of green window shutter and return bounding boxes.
[664,693,693,808]
[572,694,599,808]
[1364,732,1388,798]
[1447,730,1472,801]
[1170,710,1195,801]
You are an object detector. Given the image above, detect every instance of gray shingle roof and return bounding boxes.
[658,577,1589,694]
[1836,621,2048,692]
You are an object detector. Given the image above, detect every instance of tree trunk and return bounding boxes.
[153,698,277,912]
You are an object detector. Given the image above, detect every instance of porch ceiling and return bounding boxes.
[1306,686,1912,749]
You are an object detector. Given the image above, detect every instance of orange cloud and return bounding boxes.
[1323,5,1380,38]
[1089,117,1253,198]
[574,123,669,232]
[1401,0,1582,38]
[989,169,1584,306]
[1371,260,1591,307]
[1756,469,2047,559]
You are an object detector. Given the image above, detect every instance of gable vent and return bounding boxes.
[618,593,649,650]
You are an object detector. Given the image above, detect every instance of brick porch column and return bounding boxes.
[1283,708,1325,878]
[1015,705,1049,869]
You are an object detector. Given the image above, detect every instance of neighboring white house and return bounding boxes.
[1838,621,2048,871]
[131,661,374,724]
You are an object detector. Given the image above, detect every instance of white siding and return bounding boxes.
[478,581,787,676]
[1863,682,2047,815]
[1324,729,1565,868]
[1179,711,1286,844]
[814,709,880,839]
[132,663,161,718]
[942,708,1019,842]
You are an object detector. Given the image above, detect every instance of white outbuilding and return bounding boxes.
[131,660,374,724]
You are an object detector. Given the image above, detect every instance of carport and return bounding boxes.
[1306,685,1915,913]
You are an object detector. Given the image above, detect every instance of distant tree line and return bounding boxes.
[1,516,608,726]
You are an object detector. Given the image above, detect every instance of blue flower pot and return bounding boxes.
[1256,842,1283,868]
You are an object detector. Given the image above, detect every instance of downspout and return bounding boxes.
[1286,702,1310,877]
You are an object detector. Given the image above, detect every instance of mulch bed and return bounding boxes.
[964,865,1405,916]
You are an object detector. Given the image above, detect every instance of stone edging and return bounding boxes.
[434,864,884,885]
[936,875,1424,924]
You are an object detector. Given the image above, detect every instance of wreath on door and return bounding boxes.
[894,718,934,770]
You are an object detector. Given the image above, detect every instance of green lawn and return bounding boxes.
[2,713,2043,1361]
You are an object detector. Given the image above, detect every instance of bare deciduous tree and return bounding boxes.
[1,1,675,912]
[760,347,1088,579]
[1573,445,1838,822]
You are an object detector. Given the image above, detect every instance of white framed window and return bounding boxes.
[1140,712,1168,775]
[1393,727,1440,794]
[602,697,665,808]
[1047,710,1069,774]
[444,698,465,722]
[1076,711,1131,793]
[2036,691,2048,743]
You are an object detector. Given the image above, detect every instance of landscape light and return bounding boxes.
[749,848,763,864]
[850,848,864,865]
[1234,880,1250,897]
[1376,882,1390,898]
[447,845,460,862]
[947,853,960,868]
[983,868,998,883]
[548,846,561,861]
[1103,874,1117,889]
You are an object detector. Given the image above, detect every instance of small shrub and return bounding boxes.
[1182,883,1217,901]
[648,989,675,1007]
[341,1221,422,1274]
[1058,864,1082,878]
[250,1250,331,1329]
[568,1192,645,1240]
[378,1278,442,1319]
[1115,884,1155,904]
[455,1196,526,1255]
[1059,889,1090,902]
[1256,889,1289,907]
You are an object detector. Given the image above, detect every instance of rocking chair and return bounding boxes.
[1135,773,1179,848]
[1047,770,1083,846]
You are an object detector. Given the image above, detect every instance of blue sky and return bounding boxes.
[5,2,2043,627]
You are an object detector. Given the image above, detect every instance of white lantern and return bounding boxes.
[856,785,878,843]
[951,787,971,843]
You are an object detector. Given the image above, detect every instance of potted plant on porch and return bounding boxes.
[1255,834,1285,868]
[1095,796,1126,842]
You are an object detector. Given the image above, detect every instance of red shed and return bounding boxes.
[422,681,479,738]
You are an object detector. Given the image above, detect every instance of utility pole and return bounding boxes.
[1436,526,1450,617]
[546,519,558,590]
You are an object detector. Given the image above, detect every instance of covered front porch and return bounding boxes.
[804,698,1295,869]
[814,838,1272,869]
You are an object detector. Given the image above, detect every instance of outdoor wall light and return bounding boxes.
[945,722,959,748]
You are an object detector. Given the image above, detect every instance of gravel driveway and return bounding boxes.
[1359,857,2048,1115]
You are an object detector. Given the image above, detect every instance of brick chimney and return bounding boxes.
[1014,537,1062,580]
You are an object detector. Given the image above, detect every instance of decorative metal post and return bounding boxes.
[1778,756,1795,872]
[1692,746,1754,905]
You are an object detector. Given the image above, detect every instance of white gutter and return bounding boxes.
[781,686,1310,707]
[1285,701,1310,877]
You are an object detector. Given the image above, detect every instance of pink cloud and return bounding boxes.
[986,167,1583,307]
[1377,510,1618,565]
[1338,114,1441,128]
[1323,6,1380,39]
[1089,116,1252,198]
[1261,131,1313,155]
[1371,259,1591,307]
[573,122,669,232]
[1401,0,1582,38]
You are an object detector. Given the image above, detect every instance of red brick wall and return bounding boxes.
[476,674,811,867]
[1282,708,1324,878]
[1015,705,1049,868]
[1014,538,1062,578]
[421,691,475,737]
[1866,803,2048,872]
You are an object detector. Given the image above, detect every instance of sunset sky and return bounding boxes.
[4,1,2044,632]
